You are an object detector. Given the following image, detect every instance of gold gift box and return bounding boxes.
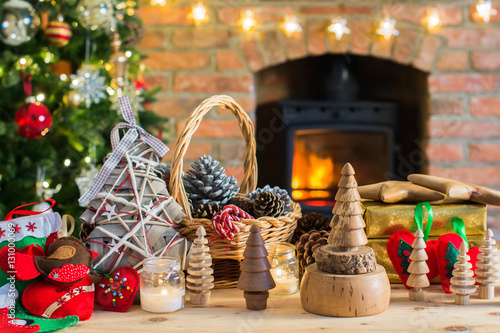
[368,236,483,284]
[363,201,487,239]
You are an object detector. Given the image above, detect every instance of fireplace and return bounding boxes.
[255,54,428,215]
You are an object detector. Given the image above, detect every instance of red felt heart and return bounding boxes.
[387,230,440,289]
[436,233,479,293]
[47,264,90,283]
[95,267,139,312]
[0,245,44,281]
[22,276,94,321]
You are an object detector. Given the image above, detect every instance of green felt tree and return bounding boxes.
[398,239,412,275]
[444,242,460,279]
[0,0,166,220]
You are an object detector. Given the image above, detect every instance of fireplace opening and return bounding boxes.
[255,54,429,215]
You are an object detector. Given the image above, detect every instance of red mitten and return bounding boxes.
[0,244,44,281]
[387,230,439,289]
[95,267,139,312]
[436,233,479,293]
[22,276,94,321]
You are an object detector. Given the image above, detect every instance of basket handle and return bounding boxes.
[170,95,258,220]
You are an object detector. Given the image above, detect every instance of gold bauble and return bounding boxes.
[64,90,82,106]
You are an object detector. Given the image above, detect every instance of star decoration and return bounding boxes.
[13,224,21,234]
[70,67,108,109]
[56,297,67,306]
[52,272,60,280]
[102,204,118,221]
[26,222,37,232]
[0,228,4,237]
[134,160,146,169]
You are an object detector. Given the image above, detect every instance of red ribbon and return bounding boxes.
[211,204,254,241]
[5,199,56,221]
[20,71,33,97]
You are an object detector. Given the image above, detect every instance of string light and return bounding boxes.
[238,10,257,32]
[125,51,132,58]
[188,3,209,26]
[85,156,92,163]
[36,94,45,102]
[42,181,50,189]
[60,74,67,81]
[150,0,166,6]
[423,8,440,32]
[476,0,497,23]
[64,159,71,167]
[327,18,351,41]
[375,16,399,40]
[282,15,302,37]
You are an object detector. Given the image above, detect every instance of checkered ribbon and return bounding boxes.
[78,96,169,204]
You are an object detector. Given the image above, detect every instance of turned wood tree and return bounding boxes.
[407,229,430,301]
[475,229,497,299]
[187,226,214,305]
[238,224,276,310]
[450,242,477,305]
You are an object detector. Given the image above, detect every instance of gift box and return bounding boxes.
[367,236,483,284]
[362,201,487,239]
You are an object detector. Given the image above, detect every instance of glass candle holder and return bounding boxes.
[266,242,299,297]
[140,257,185,313]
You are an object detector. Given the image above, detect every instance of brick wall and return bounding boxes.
[137,1,500,232]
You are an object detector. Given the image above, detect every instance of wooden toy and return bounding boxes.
[358,181,445,203]
[476,229,497,299]
[237,224,276,310]
[407,229,430,301]
[187,226,214,305]
[300,163,390,317]
[450,242,477,305]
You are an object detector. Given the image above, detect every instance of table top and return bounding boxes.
[65,284,500,332]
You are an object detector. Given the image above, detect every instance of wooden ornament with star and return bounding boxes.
[80,138,189,273]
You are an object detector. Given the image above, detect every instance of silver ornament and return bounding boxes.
[0,0,40,46]
[78,0,116,32]
[70,67,107,108]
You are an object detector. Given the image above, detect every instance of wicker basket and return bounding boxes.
[169,95,302,288]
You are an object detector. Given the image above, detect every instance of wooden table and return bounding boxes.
[65,285,500,332]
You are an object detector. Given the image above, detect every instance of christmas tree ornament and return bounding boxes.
[62,90,82,106]
[79,96,188,273]
[108,32,127,89]
[252,192,284,218]
[123,17,144,46]
[247,185,292,213]
[15,101,52,139]
[301,163,391,317]
[0,0,40,46]
[228,195,253,215]
[95,266,139,312]
[77,0,116,32]
[110,84,144,114]
[70,67,107,109]
[450,242,477,305]
[191,202,221,219]
[292,212,330,243]
[187,226,214,305]
[183,155,239,207]
[407,229,430,301]
[475,229,497,299]
[238,224,275,310]
[45,16,72,47]
[296,230,328,276]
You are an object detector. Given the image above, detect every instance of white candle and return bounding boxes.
[270,268,299,296]
[140,285,185,313]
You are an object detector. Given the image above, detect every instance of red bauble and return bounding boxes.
[15,102,52,139]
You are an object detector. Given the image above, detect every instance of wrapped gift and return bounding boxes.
[368,236,483,284]
[363,201,486,239]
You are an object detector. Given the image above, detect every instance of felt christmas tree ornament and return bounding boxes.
[387,203,440,288]
[14,303,79,333]
[95,266,139,312]
[0,306,40,333]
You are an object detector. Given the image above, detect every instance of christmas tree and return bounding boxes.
[0,0,165,220]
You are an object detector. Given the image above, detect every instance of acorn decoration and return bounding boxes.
[45,16,72,47]
[292,212,330,243]
[192,202,221,219]
[296,230,329,275]
[252,192,284,218]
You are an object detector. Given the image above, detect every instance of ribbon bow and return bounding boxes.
[414,202,433,242]
[79,96,169,204]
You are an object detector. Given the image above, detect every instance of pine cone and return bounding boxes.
[252,192,284,218]
[228,195,253,215]
[296,230,329,275]
[183,155,239,206]
[292,212,331,243]
[247,185,292,213]
[192,202,221,219]
[80,223,95,242]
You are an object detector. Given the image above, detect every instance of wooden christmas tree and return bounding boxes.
[475,229,497,299]
[450,242,477,305]
[237,224,276,310]
[407,229,430,301]
[187,226,214,305]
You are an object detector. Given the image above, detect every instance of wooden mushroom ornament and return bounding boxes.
[187,226,214,305]
[300,163,390,317]
[238,224,276,310]
[407,229,430,301]
[475,229,497,299]
[450,242,477,305]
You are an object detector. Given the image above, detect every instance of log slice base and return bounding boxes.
[300,264,390,317]
[315,245,376,275]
